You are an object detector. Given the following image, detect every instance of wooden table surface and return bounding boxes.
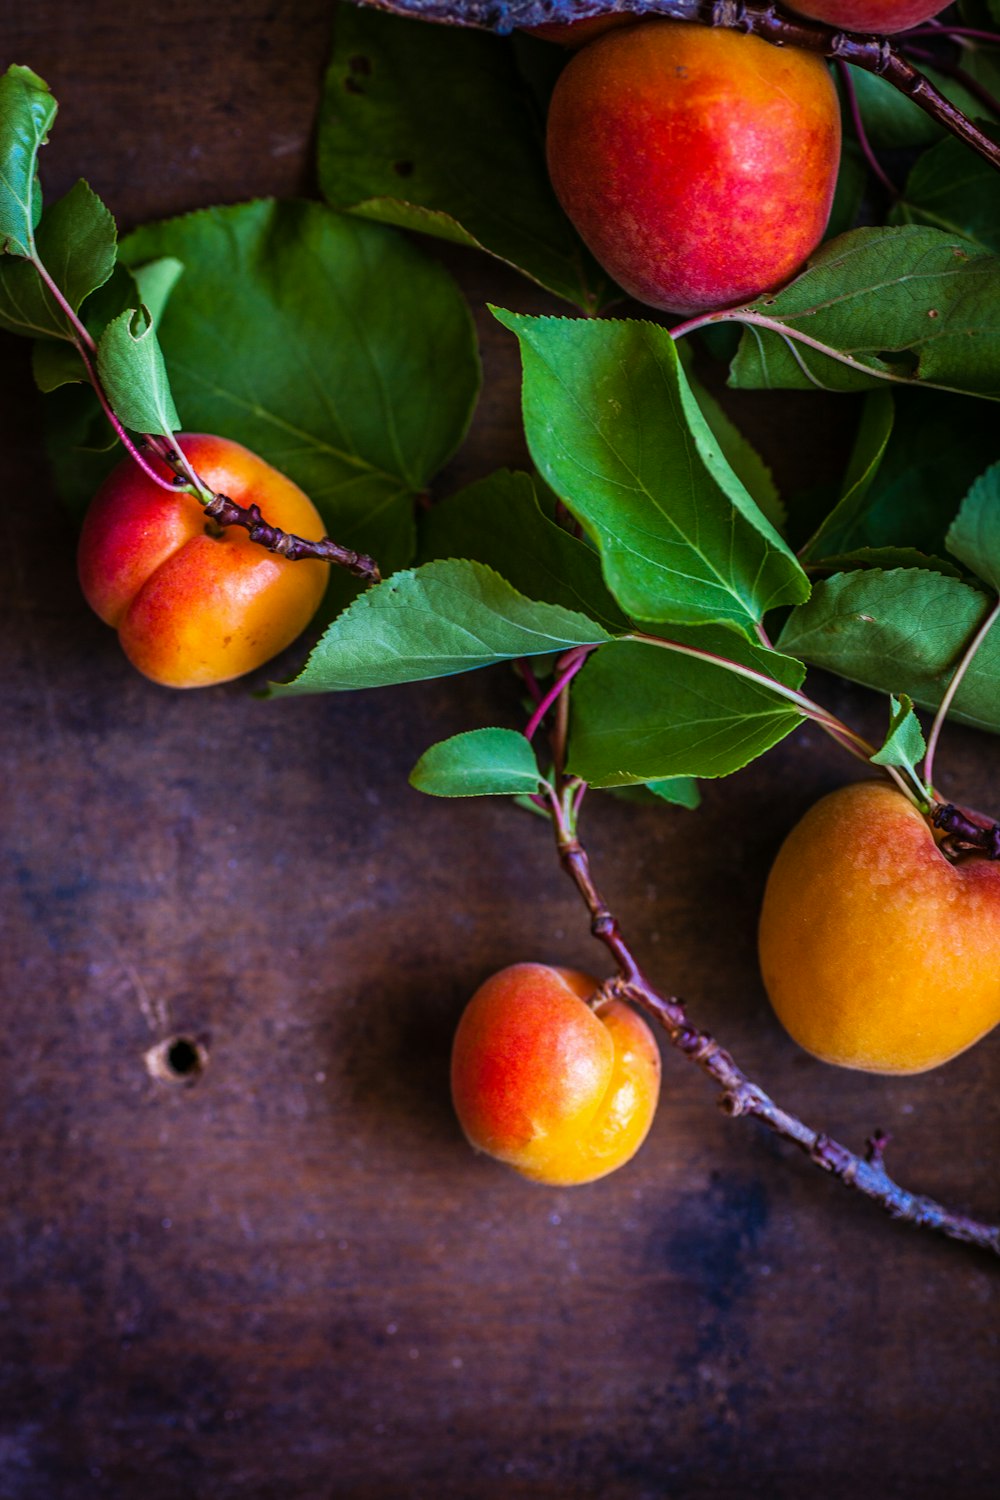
[2,4,997,1497]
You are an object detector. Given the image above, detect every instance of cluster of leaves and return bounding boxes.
[3,2,999,807]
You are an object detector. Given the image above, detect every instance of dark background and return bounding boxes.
[2,4,997,1497]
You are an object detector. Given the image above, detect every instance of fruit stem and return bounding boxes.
[546,780,1000,1256]
[923,595,1000,794]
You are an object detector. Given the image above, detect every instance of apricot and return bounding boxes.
[785,0,950,35]
[451,963,661,1184]
[546,21,842,313]
[78,434,329,688]
[758,782,1000,1074]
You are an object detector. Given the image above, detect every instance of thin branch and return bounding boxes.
[356,0,1000,171]
[203,494,382,581]
[547,789,1000,1256]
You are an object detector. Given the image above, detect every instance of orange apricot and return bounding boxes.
[78,434,329,688]
[451,962,661,1185]
[758,782,1000,1074]
[546,20,841,313]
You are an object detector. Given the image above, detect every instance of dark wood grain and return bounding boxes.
[2,5,998,1497]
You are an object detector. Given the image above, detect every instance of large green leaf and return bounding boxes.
[0,65,55,258]
[727,227,1000,398]
[418,469,628,632]
[568,634,804,786]
[947,464,1000,591]
[272,559,611,695]
[121,199,480,578]
[0,179,117,340]
[495,311,808,633]
[318,5,609,313]
[891,129,1000,255]
[779,569,1000,732]
[410,728,545,798]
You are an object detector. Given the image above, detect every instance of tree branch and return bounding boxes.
[548,790,1000,1257]
[353,0,1000,171]
[203,491,381,581]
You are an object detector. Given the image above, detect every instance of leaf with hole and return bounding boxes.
[96,306,180,436]
[410,728,545,798]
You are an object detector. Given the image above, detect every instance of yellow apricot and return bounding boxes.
[758,782,1000,1074]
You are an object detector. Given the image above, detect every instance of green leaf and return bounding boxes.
[41,382,118,520]
[728,227,1000,399]
[271,559,611,696]
[679,349,785,531]
[0,179,117,339]
[567,635,804,786]
[802,390,894,561]
[646,776,701,809]
[847,65,989,150]
[32,339,84,392]
[96,306,180,436]
[122,199,480,580]
[410,728,544,798]
[816,547,963,580]
[779,569,1000,732]
[946,463,1000,590]
[891,128,1000,255]
[0,65,56,257]
[870,694,927,787]
[418,469,628,632]
[807,388,999,561]
[495,310,808,633]
[318,6,609,313]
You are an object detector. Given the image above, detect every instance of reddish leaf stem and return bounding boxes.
[836,57,898,198]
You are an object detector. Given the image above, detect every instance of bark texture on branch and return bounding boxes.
[203,493,382,582]
[353,0,1000,171]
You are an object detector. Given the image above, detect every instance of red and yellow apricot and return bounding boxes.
[78,434,329,688]
[546,20,842,313]
[450,963,661,1184]
[758,782,1000,1074]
